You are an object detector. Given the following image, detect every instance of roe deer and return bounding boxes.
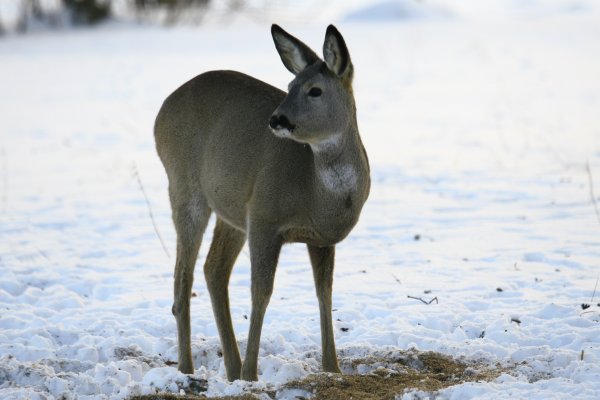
[155,24,370,381]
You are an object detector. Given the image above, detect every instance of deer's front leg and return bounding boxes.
[241,228,283,381]
[308,244,341,374]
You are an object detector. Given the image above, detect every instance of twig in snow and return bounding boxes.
[585,161,600,225]
[407,295,438,305]
[391,273,402,285]
[133,163,171,259]
[580,275,600,318]
[590,273,599,304]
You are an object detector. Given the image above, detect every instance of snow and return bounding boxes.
[1,1,600,399]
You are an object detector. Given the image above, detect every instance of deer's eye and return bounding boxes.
[308,87,322,97]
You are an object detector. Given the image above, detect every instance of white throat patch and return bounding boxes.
[312,133,357,193]
[318,163,357,193]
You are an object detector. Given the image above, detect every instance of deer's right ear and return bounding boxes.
[272,24,319,75]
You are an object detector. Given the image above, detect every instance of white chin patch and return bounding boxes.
[311,132,343,153]
[271,127,293,139]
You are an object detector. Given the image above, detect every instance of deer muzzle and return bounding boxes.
[269,114,296,133]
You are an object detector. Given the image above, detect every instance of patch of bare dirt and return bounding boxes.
[128,350,501,400]
[285,350,500,399]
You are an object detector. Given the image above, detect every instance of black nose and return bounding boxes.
[269,114,295,131]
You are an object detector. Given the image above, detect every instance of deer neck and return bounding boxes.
[310,125,363,196]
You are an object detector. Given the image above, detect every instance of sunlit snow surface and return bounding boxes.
[1,2,600,399]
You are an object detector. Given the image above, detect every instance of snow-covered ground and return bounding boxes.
[1,1,600,399]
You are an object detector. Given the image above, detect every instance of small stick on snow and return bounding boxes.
[590,273,599,303]
[407,295,438,305]
[585,161,600,225]
[391,273,402,285]
[133,162,171,259]
[580,275,600,317]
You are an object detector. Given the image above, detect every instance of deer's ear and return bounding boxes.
[323,25,353,82]
[272,24,319,75]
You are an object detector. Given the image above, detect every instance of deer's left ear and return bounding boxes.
[323,25,353,82]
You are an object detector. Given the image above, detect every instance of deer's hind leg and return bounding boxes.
[204,218,246,381]
[170,183,211,374]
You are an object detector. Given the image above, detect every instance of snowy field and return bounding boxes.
[1,1,600,399]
